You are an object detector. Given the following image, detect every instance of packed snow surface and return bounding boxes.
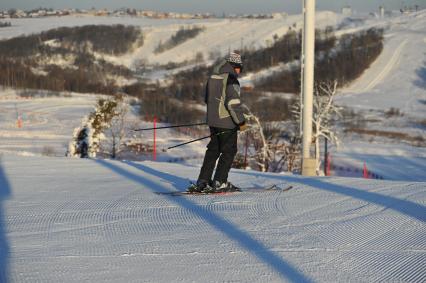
[0,155,425,282]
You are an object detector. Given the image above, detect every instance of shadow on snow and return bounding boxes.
[94,159,312,283]
[0,157,11,282]
[414,62,426,89]
[237,171,426,223]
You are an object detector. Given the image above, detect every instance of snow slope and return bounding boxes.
[0,89,208,161]
[0,12,343,67]
[0,91,99,157]
[0,155,425,282]
[331,11,426,179]
[338,11,426,117]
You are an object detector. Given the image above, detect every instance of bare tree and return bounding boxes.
[241,106,301,173]
[104,96,129,159]
[249,114,270,172]
[313,81,342,173]
[293,80,342,174]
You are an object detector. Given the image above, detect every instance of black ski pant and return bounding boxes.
[198,127,238,184]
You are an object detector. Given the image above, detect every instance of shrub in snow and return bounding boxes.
[68,122,93,158]
[68,96,123,158]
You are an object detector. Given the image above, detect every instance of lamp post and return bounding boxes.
[301,0,316,176]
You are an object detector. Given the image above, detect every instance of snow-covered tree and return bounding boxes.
[67,118,93,158]
[293,80,342,174]
[102,95,130,159]
[313,81,342,173]
[247,114,270,172]
[68,96,123,158]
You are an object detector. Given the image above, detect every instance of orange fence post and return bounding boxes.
[326,153,331,176]
[16,116,23,128]
[363,162,369,179]
[153,116,157,161]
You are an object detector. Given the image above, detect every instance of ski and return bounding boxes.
[155,184,293,196]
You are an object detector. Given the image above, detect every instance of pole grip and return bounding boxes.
[167,128,236,150]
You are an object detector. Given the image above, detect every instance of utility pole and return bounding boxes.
[301,0,316,176]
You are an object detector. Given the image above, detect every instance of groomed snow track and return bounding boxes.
[1,156,425,282]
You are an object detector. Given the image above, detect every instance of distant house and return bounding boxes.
[95,9,109,16]
[15,10,27,18]
[379,6,385,18]
[342,6,352,17]
[38,10,47,16]
[46,11,58,16]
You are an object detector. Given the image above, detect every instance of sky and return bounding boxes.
[0,0,423,15]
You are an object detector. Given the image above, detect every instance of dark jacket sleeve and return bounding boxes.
[224,75,246,125]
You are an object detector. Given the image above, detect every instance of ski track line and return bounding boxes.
[288,199,380,245]
[364,38,407,91]
[95,188,243,258]
[275,180,423,257]
[358,38,408,93]
[321,213,423,281]
[353,237,424,282]
[205,190,283,229]
[385,254,426,283]
[42,199,79,257]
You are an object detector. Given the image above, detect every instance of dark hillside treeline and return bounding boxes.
[0,25,140,94]
[40,25,143,55]
[256,28,384,92]
[314,28,384,85]
[155,26,205,54]
[242,27,336,73]
[0,25,142,57]
[123,82,205,124]
[0,21,11,28]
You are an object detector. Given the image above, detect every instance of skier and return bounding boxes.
[190,52,250,193]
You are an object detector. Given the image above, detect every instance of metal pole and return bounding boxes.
[244,132,249,169]
[300,1,305,138]
[167,129,236,150]
[324,138,328,176]
[133,122,206,131]
[153,116,157,161]
[301,0,316,176]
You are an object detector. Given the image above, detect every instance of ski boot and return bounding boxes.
[212,181,241,193]
[187,180,211,193]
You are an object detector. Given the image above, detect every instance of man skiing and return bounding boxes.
[190,52,250,193]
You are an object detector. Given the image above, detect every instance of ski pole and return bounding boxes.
[133,122,207,131]
[167,128,237,150]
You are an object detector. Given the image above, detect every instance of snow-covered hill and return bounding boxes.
[0,155,425,282]
[338,11,426,117]
[0,12,343,67]
[332,10,426,180]
[0,10,425,181]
